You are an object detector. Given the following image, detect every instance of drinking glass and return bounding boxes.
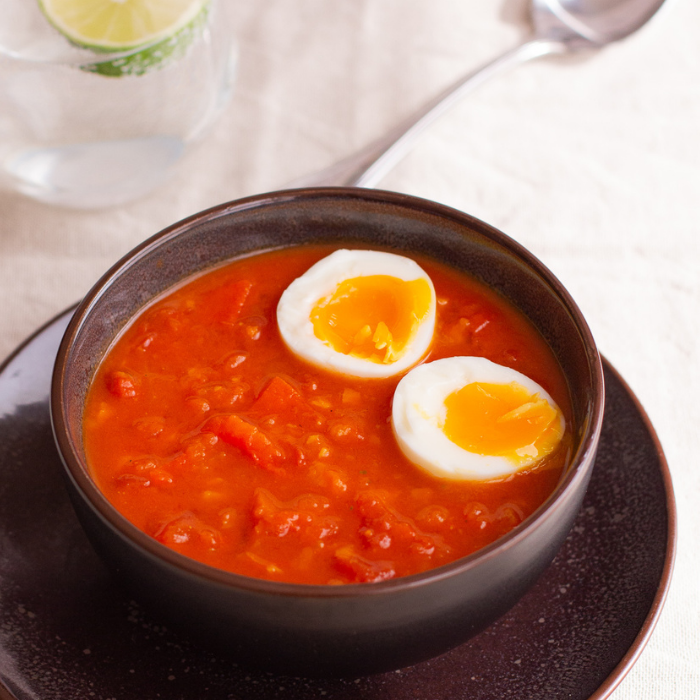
[0,0,236,209]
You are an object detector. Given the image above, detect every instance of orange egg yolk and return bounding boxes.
[442,381,564,463]
[310,275,432,364]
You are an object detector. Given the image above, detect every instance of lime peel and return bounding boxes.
[38,0,210,77]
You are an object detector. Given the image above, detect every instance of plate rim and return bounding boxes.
[586,360,676,699]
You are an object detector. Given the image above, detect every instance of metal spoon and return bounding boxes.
[290,0,669,189]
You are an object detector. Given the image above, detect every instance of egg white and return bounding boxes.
[391,356,565,481]
[277,249,436,378]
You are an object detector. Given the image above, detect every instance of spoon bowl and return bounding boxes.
[538,0,670,44]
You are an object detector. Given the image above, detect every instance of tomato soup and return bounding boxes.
[83,246,572,585]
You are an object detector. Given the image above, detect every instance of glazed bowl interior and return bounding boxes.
[51,187,604,677]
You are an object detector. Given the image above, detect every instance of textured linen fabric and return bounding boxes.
[0,1,698,697]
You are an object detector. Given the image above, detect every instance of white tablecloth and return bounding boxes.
[1,1,698,697]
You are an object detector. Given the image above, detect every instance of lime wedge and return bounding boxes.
[38,0,210,76]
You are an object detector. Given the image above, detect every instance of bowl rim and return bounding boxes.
[51,186,605,599]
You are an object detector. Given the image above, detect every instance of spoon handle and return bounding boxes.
[289,38,567,189]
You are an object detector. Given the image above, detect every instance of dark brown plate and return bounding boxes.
[0,310,675,700]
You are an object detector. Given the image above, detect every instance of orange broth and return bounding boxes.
[83,245,572,585]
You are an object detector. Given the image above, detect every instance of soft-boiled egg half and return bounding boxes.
[277,249,436,378]
[392,356,566,481]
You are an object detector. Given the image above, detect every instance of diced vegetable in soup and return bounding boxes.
[83,245,572,584]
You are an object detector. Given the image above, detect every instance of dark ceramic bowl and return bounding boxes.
[51,188,604,678]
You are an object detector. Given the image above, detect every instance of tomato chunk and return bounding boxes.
[253,488,300,537]
[334,546,395,583]
[356,490,444,559]
[252,488,338,542]
[106,370,138,398]
[154,511,220,549]
[204,414,284,471]
[217,279,252,323]
[252,376,323,430]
